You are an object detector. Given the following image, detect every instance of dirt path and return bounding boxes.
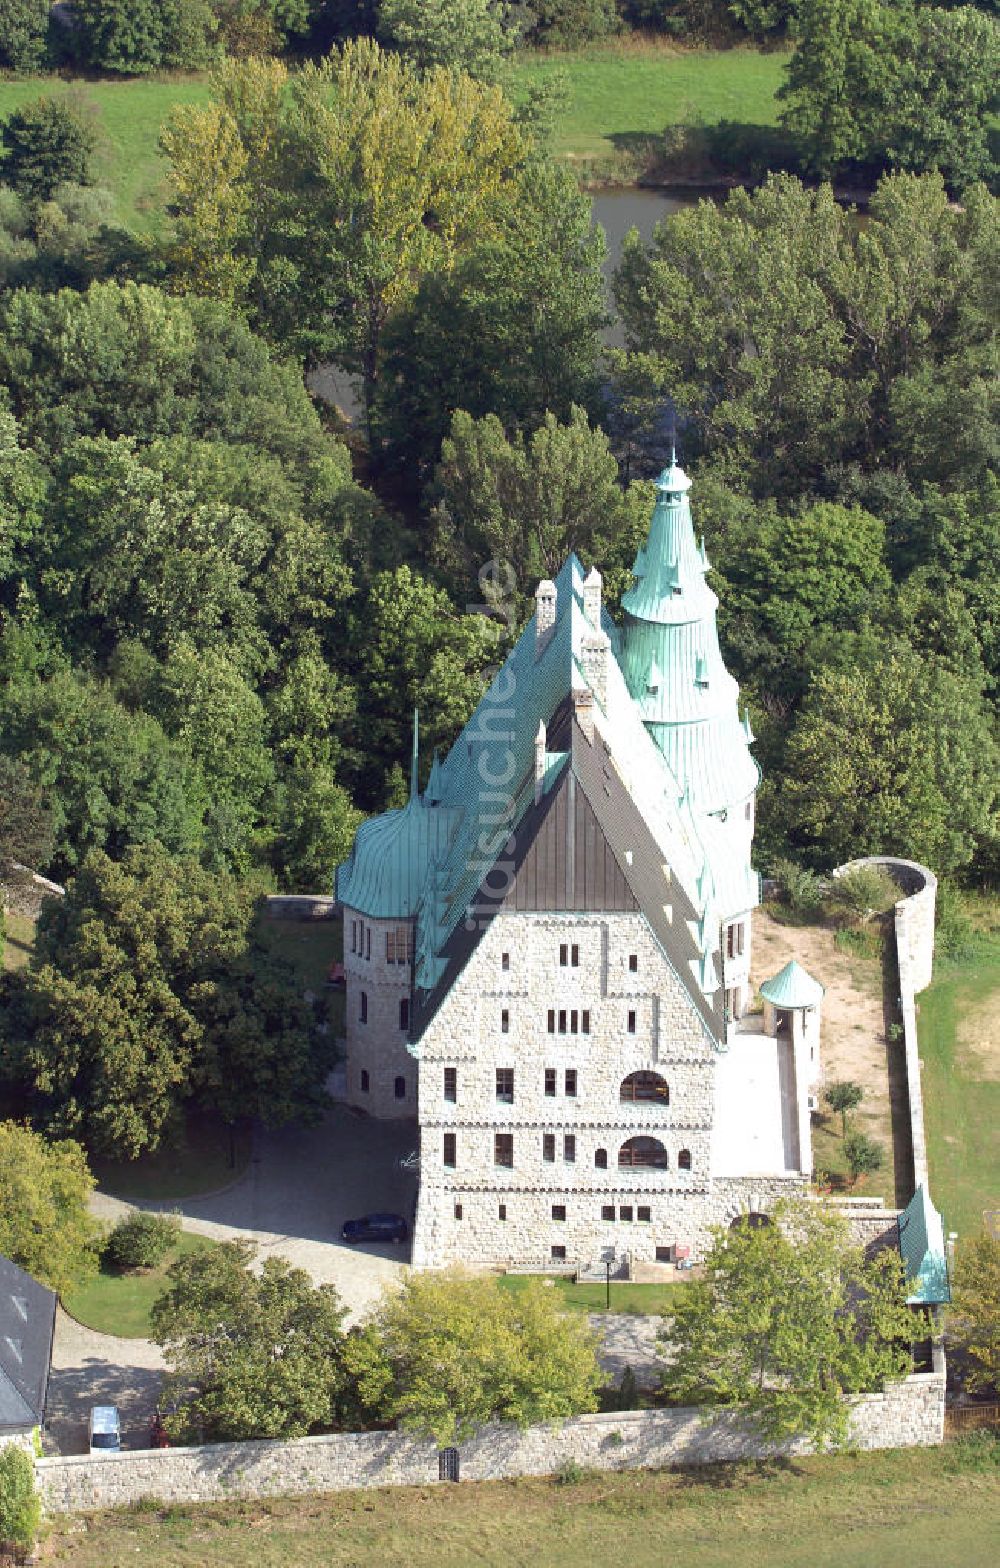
[751,910,897,1192]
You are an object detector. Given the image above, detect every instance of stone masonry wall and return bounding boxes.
[342,907,415,1118]
[35,1369,945,1516]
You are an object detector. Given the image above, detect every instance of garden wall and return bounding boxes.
[35,1363,946,1515]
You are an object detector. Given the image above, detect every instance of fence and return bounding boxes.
[944,1402,1000,1437]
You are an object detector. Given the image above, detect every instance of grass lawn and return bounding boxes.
[62,1230,215,1339]
[498,1274,689,1315]
[92,1107,252,1201]
[44,1435,1000,1568]
[0,46,787,233]
[917,903,1000,1241]
[509,42,788,168]
[1,909,36,971]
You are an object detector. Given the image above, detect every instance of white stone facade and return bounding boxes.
[410,908,806,1270]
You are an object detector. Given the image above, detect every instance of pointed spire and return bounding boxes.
[410,708,419,801]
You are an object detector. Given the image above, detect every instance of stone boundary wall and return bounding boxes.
[36,1370,946,1516]
[834,857,937,1190]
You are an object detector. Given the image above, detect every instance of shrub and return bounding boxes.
[770,856,825,917]
[829,864,899,922]
[0,1443,41,1554]
[104,1211,181,1271]
[844,1130,884,1185]
[0,97,95,204]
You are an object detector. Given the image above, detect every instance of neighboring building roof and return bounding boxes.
[0,1256,57,1432]
[759,959,825,1010]
[898,1184,951,1306]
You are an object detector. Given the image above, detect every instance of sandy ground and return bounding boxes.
[751,910,894,1155]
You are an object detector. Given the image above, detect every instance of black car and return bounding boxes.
[341,1212,408,1244]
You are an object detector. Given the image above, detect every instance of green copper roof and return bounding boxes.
[759,959,825,1009]
[898,1184,950,1305]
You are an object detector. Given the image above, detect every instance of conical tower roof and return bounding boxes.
[619,462,758,816]
[759,959,824,1010]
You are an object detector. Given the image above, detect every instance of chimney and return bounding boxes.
[582,566,602,627]
[534,720,547,803]
[573,689,595,743]
[535,579,557,657]
[580,630,610,712]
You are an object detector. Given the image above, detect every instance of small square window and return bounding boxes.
[454,1203,463,1220]
[551,1245,567,1261]
[559,943,568,966]
[547,1009,556,1033]
[656,1245,673,1263]
[501,1008,510,1034]
[552,1204,566,1221]
[619,1206,633,1222]
[495,1132,514,1168]
[564,1134,576,1163]
[501,951,510,971]
[544,1067,556,1097]
[499,1203,507,1221]
[627,1009,636,1034]
[443,1132,456,1169]
[543,1133,555,1162]
[496,1067,514,1103]
[582,1010,591,1034]
[638,1206,651,1222]
[565,1069,577,1097]
[628,953,638,973]
[601,1204,615,1221]
[444,1067,457,1102]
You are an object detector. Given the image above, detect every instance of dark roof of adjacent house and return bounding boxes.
[0,1256,57,1431]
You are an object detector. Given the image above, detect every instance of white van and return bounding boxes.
[88,1405,121,1454]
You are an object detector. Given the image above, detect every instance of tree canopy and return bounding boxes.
[0,1121,101,1293]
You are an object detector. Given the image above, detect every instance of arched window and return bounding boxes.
[394,1075,406,1100]
[359,990,368,1024]
[618,1136,668,1169]
[678,1148,692,1171]
[594,1148,608,1169]
[620,1071,669,1104]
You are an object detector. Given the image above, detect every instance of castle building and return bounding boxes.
[336,463,819,1270]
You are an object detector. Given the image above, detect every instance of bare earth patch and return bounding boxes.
[750,911,894,1189]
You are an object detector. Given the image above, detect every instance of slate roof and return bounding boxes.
[0,1256,56,1432]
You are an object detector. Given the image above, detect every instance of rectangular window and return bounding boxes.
[559,942,568,966]
[385,924,412,965]
[571,943,579,967]
[638,1206,651,1222]
[443,1132,456,1169]
[745,800,753,821]
[544,1067,557,1097]
[542,1133,555,1163]
[496,1067,514,1104]
[495,1132,514,1168]
[551,1204,566,1222]
[443,1067,457,1102]
[581,1010,590,1034]
[564,1135,576,1163]
[570,1009,578,1033]
[551,1245,566,1261]
[558,1009,567,1034]
[399,998,409,1031]
[498,1204,507,1221]
[454,1203,463,1220]
[359,991,368,1025]
[627,1009,636,1034]
[619,1206,633,1222]
[565,1069,577,1098]
[656,1245,673,1263]
[547,1009,556,1034]
[501,1008,510,1034]
[601,1205,616,1221]
[351,920,357,953]
[386,930,395,964]
[501,951,510,972]
[366,926,371,961]
[629,953,638,973]
[727,922,746,960]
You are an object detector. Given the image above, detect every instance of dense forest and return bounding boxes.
[0,2,996,1158]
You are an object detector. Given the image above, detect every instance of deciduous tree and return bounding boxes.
[377,0,520,80]
[949,1234,1000,1396]
[0,1121,101,1293]
[660,1200,914,1448]
[0,1,51,72]
[0,97,95,203]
